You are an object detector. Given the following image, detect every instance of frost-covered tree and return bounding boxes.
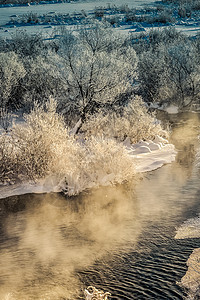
[58,22,138,132]
[130,27,186,55]
[138,33,200,107]
[166,42,200,107]
[0,31,46,58]
[0,52,26,108]
[20,54,67,109]
[138,47,166,103]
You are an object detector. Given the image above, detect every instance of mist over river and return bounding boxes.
[0,112,200,299]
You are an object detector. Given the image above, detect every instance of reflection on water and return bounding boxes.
[0,112,200,299]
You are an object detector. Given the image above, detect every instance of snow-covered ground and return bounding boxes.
[0,136,176,199]
[0,0,200,39]
[0,0,153,26]
[0,0,152,38]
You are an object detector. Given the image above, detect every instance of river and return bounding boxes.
[0,112,199,299]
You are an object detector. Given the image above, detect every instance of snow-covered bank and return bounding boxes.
[0,136,176,200]
[180,248,200,300]
[175,215,200,240]
[175,216,200,299]
[125,136,176,173]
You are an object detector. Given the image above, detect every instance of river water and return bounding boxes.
[0,112,199,300]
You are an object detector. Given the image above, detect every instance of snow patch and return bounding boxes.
[164,105,179,114]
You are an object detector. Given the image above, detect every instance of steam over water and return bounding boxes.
[0,112,200,299]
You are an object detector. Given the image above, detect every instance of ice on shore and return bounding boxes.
[175,215,200,239]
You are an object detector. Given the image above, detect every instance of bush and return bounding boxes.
[144,10,175,24]
[130,27,185,54]
[0,33,68,110]
[161,0,200,13]
[94,7,105,18]
[76,136,136,191]
[81,96,168,144]
[0,99,136,194]
[106,15,120,26]
[20,12,39,24]
[0,99,81,184]
[125,10,137,23]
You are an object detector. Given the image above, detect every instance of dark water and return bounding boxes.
[0,112,200,300]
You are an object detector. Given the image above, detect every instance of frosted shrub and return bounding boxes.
[166,43,200,106]
[76,136,135,191]
[131,28,186,55]
[146,10,175,24]
[13,98,77,180]
[59,135,136,195]
[82,96,168,144]
[138,46,169,103]
[0,99,136,194]
[0,35,65,110]
[94,7,105,18]
[0,98,74,183]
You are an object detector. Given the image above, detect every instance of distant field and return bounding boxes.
[0,0,153,5]
[0,0,68,3]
